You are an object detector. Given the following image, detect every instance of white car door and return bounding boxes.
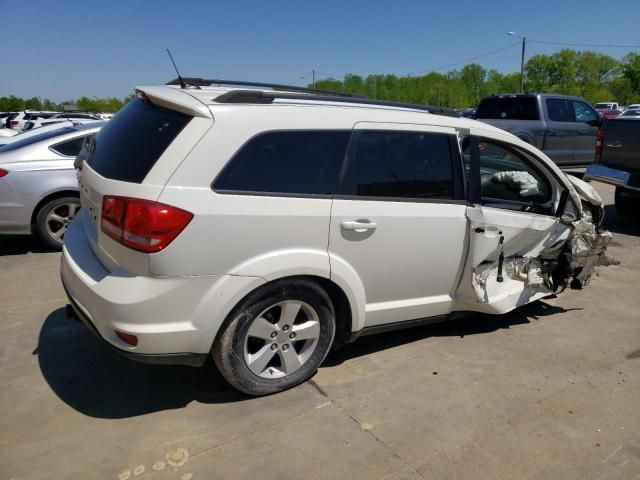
[329,122,468,328]
[453,132,573,315]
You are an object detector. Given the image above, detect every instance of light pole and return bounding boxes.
[508,31,526,93]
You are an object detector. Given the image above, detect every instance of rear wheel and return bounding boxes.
[615,187,638,217]
[35,196,80,250]
[213,279,335,395]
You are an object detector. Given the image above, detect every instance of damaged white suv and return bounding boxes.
[61,80,613,395]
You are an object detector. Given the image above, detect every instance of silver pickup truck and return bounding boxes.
[584,117,640,215]
[475,93,600,167]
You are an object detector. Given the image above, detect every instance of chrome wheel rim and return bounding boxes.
[243,300,321,379]
[45,201,79,243]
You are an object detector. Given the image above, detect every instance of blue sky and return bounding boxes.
[1,0,639,101]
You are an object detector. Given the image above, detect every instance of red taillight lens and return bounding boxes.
[595,126,606,159]
[101,196,193,253]
[115,330,138,346]
[0,169,8,178]
[10,120,19,126]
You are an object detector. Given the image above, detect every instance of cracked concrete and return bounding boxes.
[1,182,639,480]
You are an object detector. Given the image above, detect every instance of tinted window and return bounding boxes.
[546,98,573,122]
[214,131,350,195]
[0,127,75,153]
[51,136,87,156]
[475,97,539,120]
[353,131,454,199]
[462,139,551,204]
[572,101,598,123]
[87,98,191,183]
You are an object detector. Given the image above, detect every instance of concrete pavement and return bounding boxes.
[1,182,639,480]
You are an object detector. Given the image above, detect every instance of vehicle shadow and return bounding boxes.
[602,205,640,237]
[37,301,579,419]
[325,300,581,367]
[35,308,249,419]
[0,235,52,256]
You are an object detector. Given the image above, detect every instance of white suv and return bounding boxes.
[61,80,612,395]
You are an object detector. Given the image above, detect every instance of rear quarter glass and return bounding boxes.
[86,98,191,183]
[476,97,539,120]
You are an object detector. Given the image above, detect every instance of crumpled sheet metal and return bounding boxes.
[569,214,618,288]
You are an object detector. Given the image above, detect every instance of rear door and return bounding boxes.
[454,133,571,314]
[329,122,467,327]
[543,98,576,165]
[570,99,599,165]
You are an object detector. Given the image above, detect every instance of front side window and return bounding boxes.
[214,131,350,195]
[546,98,573,122]
[571,101,598,123]
[352,130,454,199]
[462,139,551,205]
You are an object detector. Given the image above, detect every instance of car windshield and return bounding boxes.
[0,127,75,153]
[475,97,539,120]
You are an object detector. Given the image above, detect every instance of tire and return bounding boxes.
[35,196,80,250]
[614,187,637,217]
[213,279,336,396]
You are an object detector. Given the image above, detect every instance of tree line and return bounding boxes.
[312,50,640,108]
[0,94,135,114]
[2,49,638,113]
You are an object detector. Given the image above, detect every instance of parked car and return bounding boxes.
[0,122,104,248]
[0,122,97,147]
[61,82,611,395]
[475,93,600,167]
[7,110,59,130]
[21,118,100,131]
[585,117,640,215]
[594,102,620,111]
[49,113,101,121]
[619,108,640,119]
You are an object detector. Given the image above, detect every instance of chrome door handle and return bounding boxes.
[605,141,623,148]
[547,129,558,136]
[341,220,378,232]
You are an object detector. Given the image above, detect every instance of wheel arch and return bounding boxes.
[209,274,357,354]
[30,189,80,226]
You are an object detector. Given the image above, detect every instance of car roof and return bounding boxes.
[137,83,512,139]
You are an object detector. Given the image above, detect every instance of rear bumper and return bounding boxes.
[63,295,207,367]
[584,164,640,192]
[60,217,265,363]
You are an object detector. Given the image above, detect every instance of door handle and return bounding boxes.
[546,129,558,136]
[341,220,378,232]
[604,141,623,148]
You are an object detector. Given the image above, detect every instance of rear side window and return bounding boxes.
[51,136,86,156]
[214,131,351,195]
[546,98,573,122]
[0,127,74,153]
[352,131,454,199]
[87,98,191,183]
[475,97,539,120]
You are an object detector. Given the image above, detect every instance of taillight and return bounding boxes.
[101,196,193,253]
[10,120,19,126]
[0,169,8,178]
[595,125,606,160]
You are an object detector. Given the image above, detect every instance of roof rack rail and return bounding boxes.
[166,77,358,98]
[213,90,459,117]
